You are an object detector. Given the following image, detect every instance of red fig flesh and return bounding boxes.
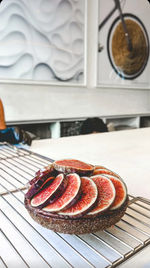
[87,175,116,217]
[104,175,127,210]
[31,174,67,208]
[53,159,94,175]
[94,165,106,170]
[93,168,120,178]
[59,177,98,218]
[43,173,81,212]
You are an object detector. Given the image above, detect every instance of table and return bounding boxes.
[31,127,150,199]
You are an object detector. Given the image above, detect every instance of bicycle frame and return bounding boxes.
[99,0,132,51]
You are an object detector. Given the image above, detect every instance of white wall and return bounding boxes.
[0,0,150,124]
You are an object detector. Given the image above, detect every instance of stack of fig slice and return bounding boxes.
[31,174,68,209]
[25,159,128,234]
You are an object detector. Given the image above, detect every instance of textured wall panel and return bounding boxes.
[0,0,85,83]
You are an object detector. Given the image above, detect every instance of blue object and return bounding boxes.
[0,127,20,144]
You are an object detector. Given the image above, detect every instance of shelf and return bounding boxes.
[6,114,150,139]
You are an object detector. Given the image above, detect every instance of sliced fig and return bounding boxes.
[26,165,56,199]
[53,159,94,175]
[93,168,120,178]
[87,175,116,217]
[103,174,127,210]
[59,177,98,218]
[26,176,55,199]
[29,164,55,186]
[30,174,67,209]
[94,165,107,170]
[43,173,81,212]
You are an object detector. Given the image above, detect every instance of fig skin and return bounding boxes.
[26,164,57,199]
[30,174,68,209]
[43,173,81,213]
[105,175,128,210]
[58,177,98,219]
[85,175,116,218]
[25,176,55,200]
[93,168,120,178]
[29,164,57,185]
[53,159,94,176]
[94,165,107,170]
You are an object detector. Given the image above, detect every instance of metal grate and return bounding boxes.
[0,143,150,268]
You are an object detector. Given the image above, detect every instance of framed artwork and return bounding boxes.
[97,0,150,88]
[0,0,87,85]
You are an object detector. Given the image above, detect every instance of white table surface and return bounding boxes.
[31,127,150,200]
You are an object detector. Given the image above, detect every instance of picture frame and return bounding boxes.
[0,0,87,86]
[97,0,150,89]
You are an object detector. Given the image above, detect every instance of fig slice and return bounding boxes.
[87,175,116,217]
[94,165,107,170]
[53,159,94,175]
[26,176,55,200]
[26,164,56,199]
[30,174,67,209]
[58,177,98,218]
[43,173,81,212]
[29,164,55,186]
[103,174,127,210]
[93,168,120,178]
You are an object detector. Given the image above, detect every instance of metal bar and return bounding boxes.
[0,161,32,181]
[56,234,95,268]
[0,183,99,268]
[0,256,8,268]
[129,196,150,205]
[0,179,113,267]
[121,218,150,237]
[1,186,27,196]
[136,196,150,205]
[1,209,52,268]
[76,235,113,265]
[125,211,150,228]
[104,229,135,251]
[24,154,51,166]
[3,158,34,176]
[92,233,125,258]
[0,228,30,268]
[0,146,19,156]
[133,202,150,212]
[113,223,146,245]
[21,148,54,163]
[7,157,38,172]
[16,155,46,169]
[128,206,150,219]
[1,195,72,267]
[0,188,90,268]
[0,166,27,185]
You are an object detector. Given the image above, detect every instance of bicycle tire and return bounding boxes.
[107,13,149,80]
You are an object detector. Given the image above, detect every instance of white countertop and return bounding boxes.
[31,127,150,200]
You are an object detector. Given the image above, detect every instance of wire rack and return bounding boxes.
[0,143,150,268]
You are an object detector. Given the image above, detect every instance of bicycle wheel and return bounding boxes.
[107,13,149,80]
